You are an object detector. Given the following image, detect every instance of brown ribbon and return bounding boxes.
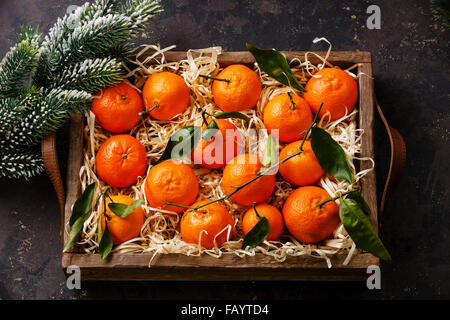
[41,133,66,241]
[375,97,407,215]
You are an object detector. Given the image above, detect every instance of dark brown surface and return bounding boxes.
[0,0,449,299]
[61,51,379,281]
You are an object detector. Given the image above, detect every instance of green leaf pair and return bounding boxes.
[154,126,201,164]
[63,182,96,252]
[64,182,144,259]
[310,127,391,260]
[108,200,145,218]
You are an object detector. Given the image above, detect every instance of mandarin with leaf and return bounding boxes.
[279,140,325,186]
[282,186,340,244]
[242,203,284,241]
[101,195,145,245]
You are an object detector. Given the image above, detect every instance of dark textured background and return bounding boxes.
[0,0,449,300]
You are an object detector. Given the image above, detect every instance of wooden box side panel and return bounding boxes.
[62,253,379,281]
[63,113,84,247]
[62,51,379,280]
[358,62,378,232]
[155,51,372,66]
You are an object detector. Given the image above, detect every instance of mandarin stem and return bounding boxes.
[287,92,296,110]
[162,200,196,210]
[147,103,159,113]
[199,74,231,83]
[317,190,354,208]
[299,102,323,151]
[200,109,209,126]
[253,203,262,220]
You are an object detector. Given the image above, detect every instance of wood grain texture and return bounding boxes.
[62,253,379,281]
[63,114,84,249]
[63,51,379,281]
[358,62,378,232]
[153,51,372,66]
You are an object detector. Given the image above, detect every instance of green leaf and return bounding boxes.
[154,126,201,164]
[213,111,250,124]
[311,127,353,184]
[69,182,96,227]
[339,199,392,261]
[246,43,306,92]
[262,134,277,167]
[97,217,103,243]
[242,217,270,249]
[99,220,114,259]
[108,199,144,218]
[63,214,86,252]
[202,120,219,141]
[346,190,371,216]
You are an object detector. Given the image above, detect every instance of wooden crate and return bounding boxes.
[62,51,378,281]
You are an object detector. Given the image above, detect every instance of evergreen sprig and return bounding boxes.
[0,29,40,98]
[1,90,70,150]
[0,148,45,180]
[0,0,163,180]
[51,58,124,93]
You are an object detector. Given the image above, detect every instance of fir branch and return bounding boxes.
[88,0,122,19]
[51,57,123,94]
[0,91,70,149]
[0,36,40,98]
[0,86,41,138]
[102,43,135,62]
[122,0,163,35]
[48,88,93,112]
[35,14,133,87]
[40,3,91,55]
[0,148,45,180]
[18,26,43,48]
[33,3,92,86]
[0,0,164,180]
